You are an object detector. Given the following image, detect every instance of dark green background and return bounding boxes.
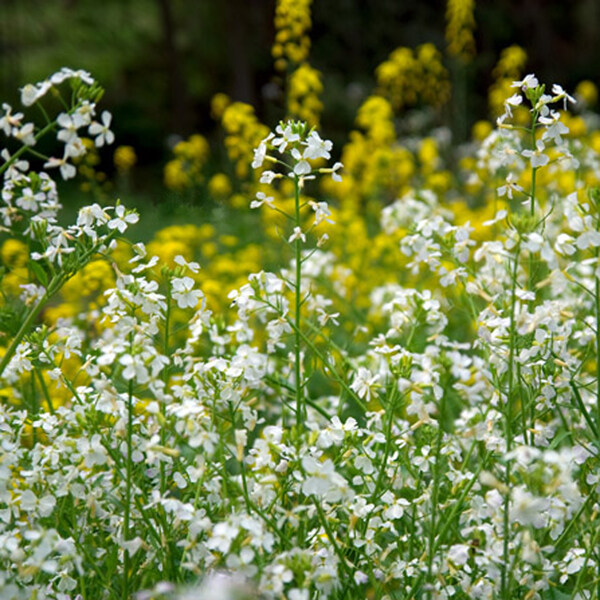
[0,0,597,162]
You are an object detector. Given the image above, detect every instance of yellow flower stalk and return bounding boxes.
[445,0,476,62]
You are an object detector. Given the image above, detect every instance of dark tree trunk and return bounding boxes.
[157,0,190,134]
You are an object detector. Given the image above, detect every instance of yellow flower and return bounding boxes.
[221,102,269,179]
[472,120,493,142]
[3,269,28,297]
[114,145,137,172]
[445,0,476,62]
[287,63,323,127]
[211,93,231,120]
[488,46,527,118]
[589,131,600,154]
[419,138,439,173]
[376,44,449,111]
[197,224,216,241]
[164,135,210,191]
[164,160,189,191]
[146,240,192,267]
[1,239,28,269]
[208,173,233,200]
[273,0,312,72]
[575,80,598,108]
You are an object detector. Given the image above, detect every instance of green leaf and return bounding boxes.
[29,259,49,288]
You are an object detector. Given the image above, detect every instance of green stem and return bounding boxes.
[426,395,445,598]
[0,237,120,380]
[369,387,400,503]
[501,239,521,599]
[0,283,55,377]
[0,119,57,176]
[35,369,54,414]
[595,249,600,600]
[123,377,134,600]
[528,115,538,293]
[529,116,538,217]
[161,281,172,496]
[293,175,304,436]
[314,500,357,593]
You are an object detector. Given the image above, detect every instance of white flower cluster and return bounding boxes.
[0,76,598,600]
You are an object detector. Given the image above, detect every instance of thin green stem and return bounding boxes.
[528,114,538,295]
[0,119,57,176]
[426,395,445,599]
[293,175,304,436]
[0,283,55,377]
[161,280,172,496]
[123,377,134,600]
[529,115,538,217]
[35,369,54,414]
[582,248,600,598]
[501,239,521,599]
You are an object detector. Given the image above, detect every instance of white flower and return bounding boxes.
[172,276,203,309]
[77,203,110,228]
[119,353,149,383]
[14,122,35,146]
[16,187,45,212]
[174,254,201,273]
[512,74,539,91]
[448,544,471,567]
[259,170,279,184]
[20,80,52,106]
[57,112,85,145]
[301,456,351,502]
[497,173,523,199]
[350,366,380,401]
[64,138,86,159]
[0,104,23,136]
[88,111,115,147]
[552,83,576,110]
[289,589,309,600]
[511,486,550,528]
[504,93,523,116]
[288,226,306,243]
[50,67,94,86]
[252,133,274,168]
[122,537,144,557]
[311,200,334,225]
[272,122,300,153]
[522,139,549,168]
[108,205,139,232]
[330,161,343,182]
[19,490,56,517]
[354,455,374,475]
[291,148,311,176]
[303,131,333,160]
[207,522,239,554]
[250,191,275,209]
[78,434,108,468]
[44,155,77,180]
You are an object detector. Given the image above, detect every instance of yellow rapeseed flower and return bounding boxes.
[287,63,323,127]
[489,45,527,118]
[221,102,269,179]
[1,239,28,269]
[211,93,231,120]
[575,80,598,108]
[376,44,449,111]
[114,145,137,172]
[472,120,493,142]
[445,0,476,62]
[273,0,312,72]
[208,173,233,200]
